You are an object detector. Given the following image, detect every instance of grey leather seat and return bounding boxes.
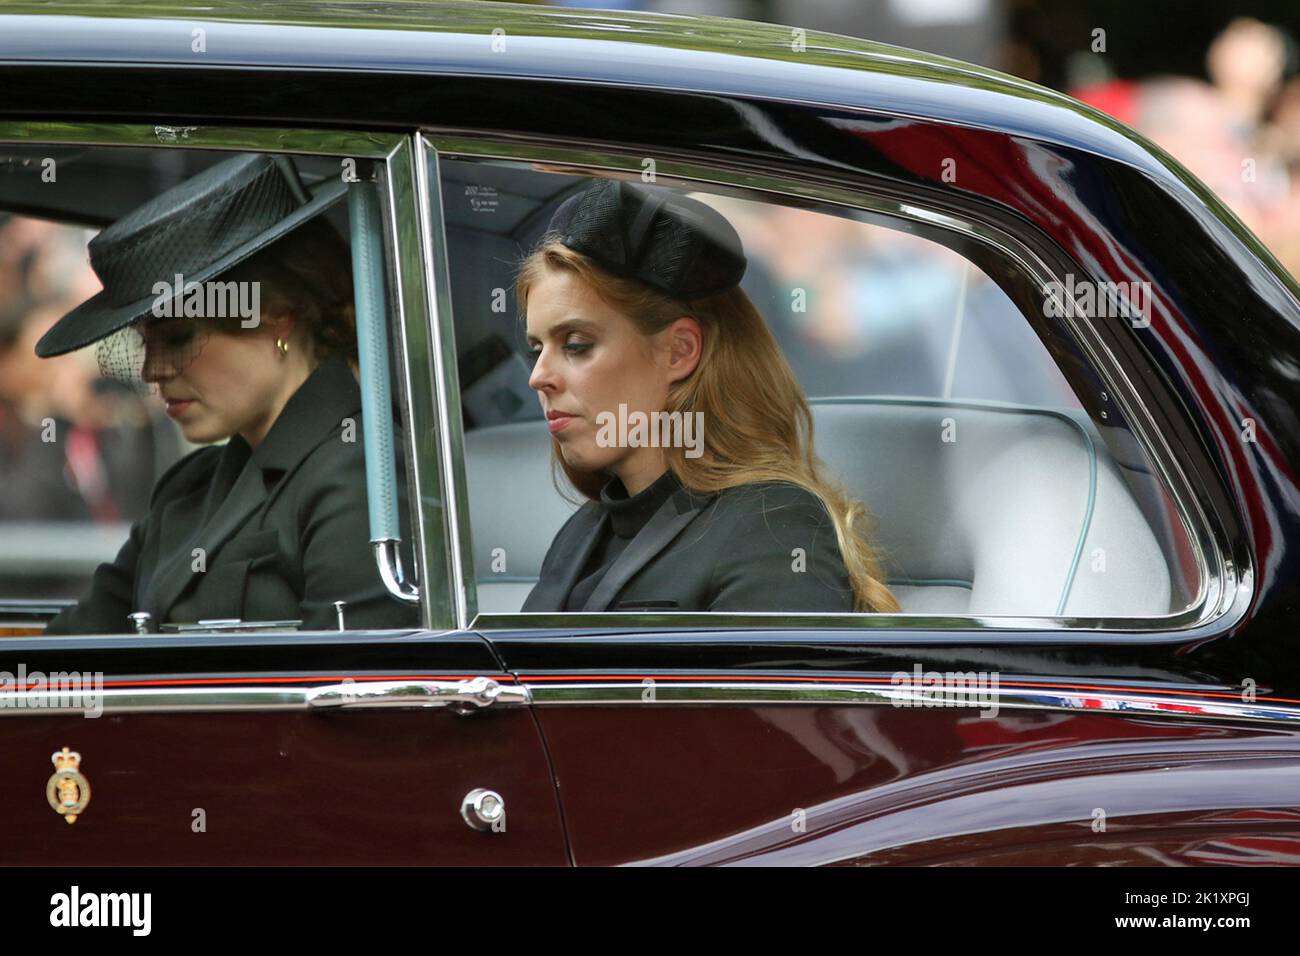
[463,398,1173,617]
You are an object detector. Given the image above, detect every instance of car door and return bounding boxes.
[490,633,1300,866]
[0,631,567,865]
[0,126,568,865]
[425,128,1300,866]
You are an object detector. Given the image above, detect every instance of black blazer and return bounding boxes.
[522,478,855,613]
[43,355,420,634]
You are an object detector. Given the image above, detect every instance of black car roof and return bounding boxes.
[0,0,1169,176]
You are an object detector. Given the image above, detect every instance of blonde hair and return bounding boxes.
[516,238,900,613]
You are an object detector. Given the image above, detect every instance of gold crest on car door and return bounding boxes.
[46,747,91,824]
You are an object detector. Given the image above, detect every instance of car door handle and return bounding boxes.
[306,677,528,713]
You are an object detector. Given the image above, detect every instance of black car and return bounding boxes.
[0,0,1298,868]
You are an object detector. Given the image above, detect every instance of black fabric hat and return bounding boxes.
[546,179,746,299]
[35,153,346,358]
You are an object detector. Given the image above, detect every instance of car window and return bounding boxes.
[690,192,1084,409]
[0,144,424,634]
[1,209,187,601]
[432,152,1203,624]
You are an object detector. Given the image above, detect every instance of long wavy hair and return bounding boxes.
[516,238,900,613]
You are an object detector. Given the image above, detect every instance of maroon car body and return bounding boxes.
[1,0,1299,866]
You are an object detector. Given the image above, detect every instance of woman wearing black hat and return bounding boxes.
[518,179,900,614]
[35,154,420,634]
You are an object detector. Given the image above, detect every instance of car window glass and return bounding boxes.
[695,192,1083,408]
[434,155,1203,623]
[0,144,422,635]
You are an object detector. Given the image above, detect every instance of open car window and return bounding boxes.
[432,150,1205,626]
[0,143,425,636]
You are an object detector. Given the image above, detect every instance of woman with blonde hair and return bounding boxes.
[519,179,899,614]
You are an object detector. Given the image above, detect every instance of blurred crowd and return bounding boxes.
[0,213,177,526]
[698,192,1081,406]
[1071,17,1300,277]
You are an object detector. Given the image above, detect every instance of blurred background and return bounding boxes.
[548,0,1300,277]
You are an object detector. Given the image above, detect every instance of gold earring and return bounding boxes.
[276,338,289,357]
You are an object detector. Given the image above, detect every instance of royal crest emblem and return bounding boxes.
[46,747,91,824]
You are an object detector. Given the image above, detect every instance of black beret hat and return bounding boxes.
[545,179,746,299]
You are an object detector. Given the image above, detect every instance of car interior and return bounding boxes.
[465,401,1177,617]
[0,145,410,627]
[438,158,1201,619]
[0,144,1202,627]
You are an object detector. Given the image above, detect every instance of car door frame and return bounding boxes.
[0,122,570,865]
[419,131,1242,641]
[417,131,1300,865]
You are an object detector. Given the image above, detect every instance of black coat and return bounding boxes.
[43,355,420,634]
[522,477,855,612]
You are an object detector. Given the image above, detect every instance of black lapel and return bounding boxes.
[146,449,268,619]
[521,504,606,612]
[582,486,712,612]
[141,485,206,611]
[249,354,363,475]
[147,355,363,621]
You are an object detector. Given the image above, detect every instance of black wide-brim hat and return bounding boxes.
[545,179,746,299]
[35,153,347,358]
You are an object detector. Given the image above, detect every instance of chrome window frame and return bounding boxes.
[0,121,457,633]
[421,132,1243,640]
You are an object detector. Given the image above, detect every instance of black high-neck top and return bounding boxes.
[563,469,682,611]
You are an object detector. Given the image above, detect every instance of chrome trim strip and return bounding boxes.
[422,132,1237,637]
[383,135,453,628]
[413,134,475,628]
[523,680,1300,725]
[0,680,529,716]
[350,162,421,606]
[0,121,400,157]
[0,687,307,716]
